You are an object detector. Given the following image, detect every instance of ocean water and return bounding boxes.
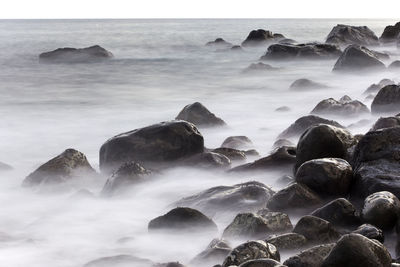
[0,19,399,266]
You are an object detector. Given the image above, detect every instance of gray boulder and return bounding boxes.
[364,78,395,95]
[380,22,400,43]
[39,45,113,63]
[289,79,327,91]
[266,233,307,251]
[242,29,284,46]
[370,116,400,131]
[206,38,233,47]
[261,43,341,60]
[371,84,400,114]
[283,244,335,267]
[311,198,359,227]
[221,136,254,150]
[293,215,341,244]
[326,24,379,46]
[175,102,226,127]
[191,239,231,267]
[311,96,369,117]
[332,45,385,71]
[352,224,384,242]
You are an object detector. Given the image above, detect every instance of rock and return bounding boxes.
[231,45,243,51]
[261,43,341,60]
[206,38,233,47]
[279,38,297,44]
[311,97,370,117]
[332,45,385,71]
[275,106,290,112]
[238,259,287,267]
[326,24,379,46]
[371,50,390,60]
[148,207,217,233]
[0,162,12,171]
[191,239,231,267]
[266,183,322,211]
[243,62,277,73]
[295,124,355,171]
[174,181,275,217]
[39,45,113,63]
[293,215,340,244]
[221,136,254,150]
[380,22,400,43]
[364,78,395,94]
[242,29,284,46]
[352,224,384,242]
[221,240,280,267]
[277,115,344,139]
[321,234,392,267]
[311,198,359,227]
[361,191,400,230]
[389,60,400,69]
[295,158,353,197]
[154,263,186,267]
[99,120,204,172]
[181,152,231,169]
[272,139,294,149]
[283,244,335,267]
[101,162,151,195]
[266,233,307,251]
[222,212,292,240]
[23,148,96,186]
[175,102,226,127]
[289,79,327,91]
[371,116,400,131]
[347,119,371,129]
[276,175,294,186]
[212,147,246,161]
[230,146,296,173]
[83,255,153,267]
[371,84,400,114]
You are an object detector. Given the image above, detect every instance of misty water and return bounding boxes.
[0,19,399,266]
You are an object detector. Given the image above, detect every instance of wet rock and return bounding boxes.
[311,97,370,117]
[243,62,277,73]
[380,22,400,43]
[261,43,341,60]
[39,45,113,63]
[272,139,294,149]
[266,233,307,250]
[148,207,217,233]
[23,148,96,186]
[176,102,226,127]
[289,79,327,91]
[326,24,379,46]
[83,255,153,267]
[311,198,359,227]
[364,78,395,94]
[295,124,355,171]
[283,243,335,267]
[352,224,384,242]
[371,84,400,114]
[206,38,233,47]
[238,259,287,267]
[275,106,290,112]
[212,147,246,161]
[221,136,254,150]
[191,239,231,267]
[222,212,292,240]
[321,233,391,267]
[221,240,280,267]
[371,116,400,131]
[277,115,344,139]
[174,181,275,217]
[101,162,151,195]
[293,215,340,244]
[0,161,13,171]
[332,45,385,71]
[266,183,322,212]
[242,29,284,46]
[361,191,400,230]
[181,152,231,169]
[389,60,400,69]
[99,120,204,172]
[295,158,353,198]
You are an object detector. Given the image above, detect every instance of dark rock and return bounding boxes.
[221,240,280,267]
[293,215,341,244]
[321,234,391,267]
[148,207,217,233]
[174,181,275,217]
[272,139,294,149]
[311,97,370,117]
[83,255,153,267]
[364,78,395,94]
[261,43,341,60]
[191,239,231,267]
[175,102,226,127]
[311,198,359,227]
[380,22,400,43]
[266,183,322,211]
[181,152,231,169]
[289,79,327,91]
[361,191,400,230]
[275,106,290,112]
[266,233,307,250]
[371,116,400,131]
[332,45,385,71]
[295,158,353,197]
[371,50,390,60]
[295,124,355,171]
[371,84,400,114]
[352,224,384,242]
[389,60,400,69]
[23,148,96,186]
[99,120,204,172]
[242,29,284,46]
[243,62,277,73]
[221,136,254,150]
[206,38,233,47]
[277,115,344,139]
[283,244,335,267]
[154,263,186,267]
[39,45,113,63]
[231,45,243,51]
[238,259,287,267]
[211,147,246,161]
[279,38,297,44]
[244,149,260,157]
[326,24,379,46]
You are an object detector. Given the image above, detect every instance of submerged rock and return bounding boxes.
[242,29,284,46]
[39,45,113,63]
[371,84,400,114]
[326,24,379,46]
[311,198,359,227]
[175,102,226,127]
[332,45,385,71]
[293,215,340,244]
[389,60,400,69]
[181,152,231,169]
[380,22,400,43]
[243,62,277,73]
[272,139,294,149]
[211,147,246,161]
[83,255,153,267]
[206,38,233,47]
[311,96,370,117]
[371,116,400,131]
[289,78,327,91]
[0,162,13,171]
[283,243,335,267]
[221,136,254,150]
[364,78,395,94]
[261,43,341,60]
[191,239,231,267]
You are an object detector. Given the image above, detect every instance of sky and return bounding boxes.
[1,0,400,19]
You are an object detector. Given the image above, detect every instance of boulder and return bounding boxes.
[275,106,290,112]
[352,224,384,242]
[389,60,400,69]
[289,79,327,91]
[174,181,275,217]
[222,240,280,267]
[371,84,400,114]
[243,62,277,73]
[99,120,204,172]
[211,147,246,161]
[332,45,385,71]
[277,115,344,139]
[295,158,353,197]
[191,239,231,267]
[238,259,287,267]
[181,152,231,169]
[272,139,294,149]
[265,233,307,251]
[148,207,217,233]
[311,97,370,117]
[206,38,233,47]
[221,136,254,150]
[39,45,113,63]
[261,43,341,60]
[83,255,153,267]
[242,29,284,46]
[293,215,340,244]
[326,24,379,46]
[175,102,225,127]
[370,116,400,131]
[23,148,96,186]
[361,191,400,230]
[283,244,335,267]
[364,78,395,94]
[311,198,360,227]
[266,183,322,211]
[295,124,355,171]
[154,263,186,267]
[321,234,392,267]
[380,22,400,43]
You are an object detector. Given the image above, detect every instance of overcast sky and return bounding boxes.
[1,0,399,19]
